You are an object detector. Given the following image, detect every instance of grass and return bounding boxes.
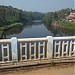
[0,23,23,30]
[50,61,55,66]
[53,21,75,29]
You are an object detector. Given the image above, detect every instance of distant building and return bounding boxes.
[66,12,75,22]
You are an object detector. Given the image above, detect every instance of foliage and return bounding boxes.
[29,12,45,20]
[0,23,23,30]
[43,8,75,26]
[55,21,75,28]
[50,60,55,66]
[43,13,53,26]
[0,5,45,27]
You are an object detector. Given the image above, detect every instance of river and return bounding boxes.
[2,22,52,38]
[0,21,75,39]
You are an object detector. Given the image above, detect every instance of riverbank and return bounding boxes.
[0,62,74,75]
[52,21,75,29]
[0,23,23,31]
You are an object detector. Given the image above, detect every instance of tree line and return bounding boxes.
[0,5,74,28]
[0,5,45,27]
[43,8,75,26]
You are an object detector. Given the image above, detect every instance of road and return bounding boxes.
[0,63,75,75]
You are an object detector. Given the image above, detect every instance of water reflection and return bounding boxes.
[0,25,24,39]
[0,21,44,39]
[44,24,75,37]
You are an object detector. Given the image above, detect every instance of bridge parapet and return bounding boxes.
[0,36,75,68]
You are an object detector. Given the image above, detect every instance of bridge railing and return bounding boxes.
[18,37,47,61]
[53,36,75,58]
[0,39,11,63]
[0,36,75,64]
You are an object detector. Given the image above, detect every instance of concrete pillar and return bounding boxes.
[11,37,18,62]
[47,36,53,59]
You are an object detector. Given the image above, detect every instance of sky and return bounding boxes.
[74,0,75,9]
[0,0,74,13]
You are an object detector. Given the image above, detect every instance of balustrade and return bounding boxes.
[0,36,75,64]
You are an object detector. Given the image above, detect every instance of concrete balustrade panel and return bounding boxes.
[54,41,61,58]
[2,44,9,62]
[47,36,53,59]
[11,37,18,61]
[20,43,27,61]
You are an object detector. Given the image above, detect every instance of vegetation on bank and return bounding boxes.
[43,8,75,27]
[0,5,75,30]
[0,5,45,27]
[0,23,23,30]
[52,21,75,28]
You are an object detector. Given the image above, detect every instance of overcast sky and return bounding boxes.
[0,0,74,12]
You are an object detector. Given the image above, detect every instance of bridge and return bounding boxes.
[0,36,75,69]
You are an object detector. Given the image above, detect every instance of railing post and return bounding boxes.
[47,36,53,59]
[11,37,18,62]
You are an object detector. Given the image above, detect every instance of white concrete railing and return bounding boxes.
[0,36,75,63]
[53,36,75,58]
[18,37,47,61]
